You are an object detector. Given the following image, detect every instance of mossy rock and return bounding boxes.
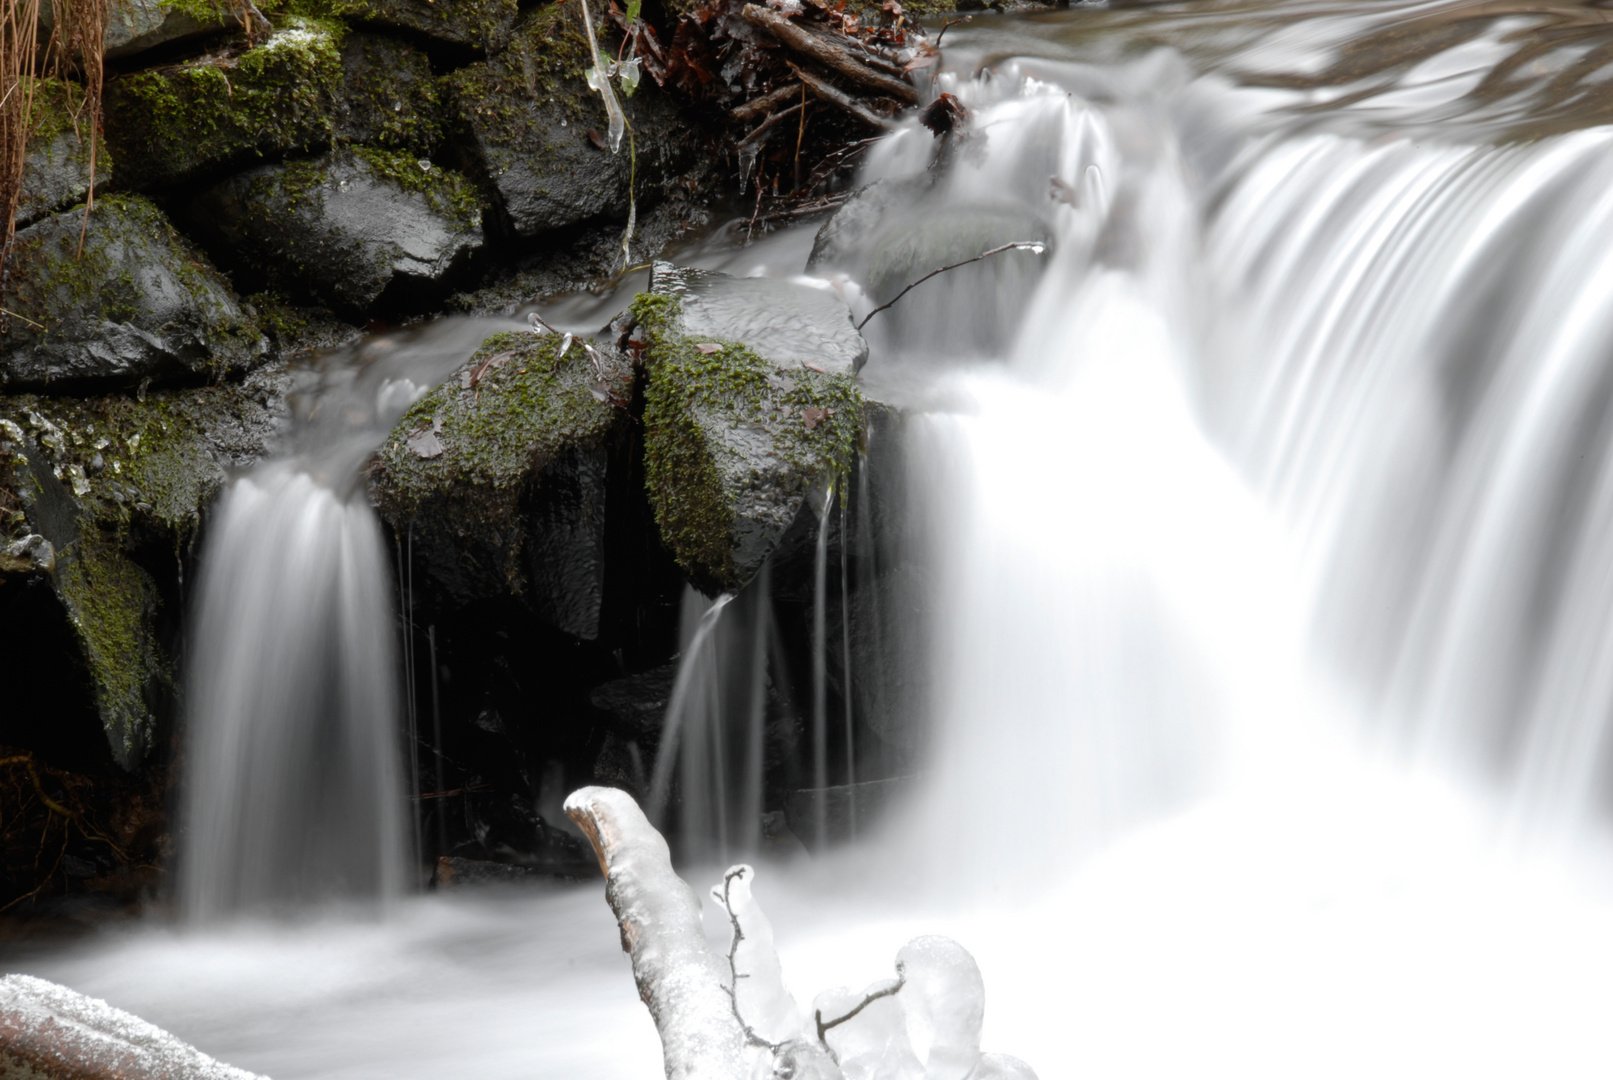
[1,195,267,392]
[446,1,701,239]
[369,329,628,636]
[188,147,484,317]
[18,79,112,230]
[104,18,346,191]
[634,267,863,594]
[334,33,445,154]
[0,369,289,766]
[355,0,519,52]
[36,0,243,62]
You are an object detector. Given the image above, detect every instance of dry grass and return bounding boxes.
[1,0,109,329]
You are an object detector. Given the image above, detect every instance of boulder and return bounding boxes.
[38,0,244,63]
[105,18,345,190]
[369,329,628,638]
[0,367,289,767]
[358,0,520,52]
[0,974,265,1080]
[446,2,699,239]
[1,195,267,392]
[634,263,864,594]
[188,148,485,316]
[333,32,444,153]
[17,81,110,229]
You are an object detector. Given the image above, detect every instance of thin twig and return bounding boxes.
[935,14,972,46]
[718,867,783,1050]
[814,961,907,1048]
[856,240,1046,330]
[732,81,804,124]
[739,100,805,147]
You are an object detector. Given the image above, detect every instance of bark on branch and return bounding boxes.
[788,63,899,132]
[742,5,920,105]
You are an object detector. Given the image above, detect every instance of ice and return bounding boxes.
[896,936,985,1080]
[716,865,806,1045]
[813,982,923,1080]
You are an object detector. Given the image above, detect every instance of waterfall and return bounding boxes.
[179,317,517,918]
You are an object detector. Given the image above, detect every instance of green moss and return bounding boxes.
[633,292,861,587]
[104,18,345,190]
[446,1,601,131]
[359,0,519,53]
[333,34,443,154]
[370,327,624,594]
[350,146,483,229]
[53,528,162,762]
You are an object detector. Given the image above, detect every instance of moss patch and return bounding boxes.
[369,328,627,597]
[633,292,860,590]
[105,18,346,190]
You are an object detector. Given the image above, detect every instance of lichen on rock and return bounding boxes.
[634,272,862,594]
[1,194,267,392]
[104,17,347,190]
[369,329,629,635]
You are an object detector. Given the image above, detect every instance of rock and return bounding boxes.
[1,195,268,392]
[858,203,1052,303]
[635,265,863,593]
[434,854,546,885]
[0,533,56,574]
[0,368,290,767]
[0,974,266,1080]
[37,0,243,63]
[105,18,345,190]
[188,148,484,316]
[651,263,867,374]
[590,662,678,741]
[359,0,519,52]
[369,329,628,637]
[333,33,445,153]
[446,2,699,239]
[806,178,917,273]
[17,81,110,229]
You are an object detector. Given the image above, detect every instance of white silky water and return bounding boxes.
[21,2,1613,1077]
[180,319,520,918]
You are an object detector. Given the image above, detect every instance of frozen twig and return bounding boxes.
[717,866,784,1050]
[813,963,906,1047]
[856,241,1047,330]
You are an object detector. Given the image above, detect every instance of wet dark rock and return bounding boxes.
[38,0,243,64]
[334,33,445,154]
[369,330,628,637]
[634,264,864,594]
[0,367,291,768]
[17,81,108,230]
[105,19,345,191]
[0,196,268,393]
[433,854,546,885]
[806,179,918,272]
[188,148,485,316]
[859,203,1052,303]
[445,2,701,239]
[0,974,265,1080]
[359,0,520,53]
[590,662,677,741]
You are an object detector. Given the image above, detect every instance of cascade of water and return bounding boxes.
[179,317,518,918]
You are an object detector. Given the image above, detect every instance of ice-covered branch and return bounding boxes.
[563,786,748,1080]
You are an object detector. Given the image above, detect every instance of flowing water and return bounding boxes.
[20,1,1613,1076]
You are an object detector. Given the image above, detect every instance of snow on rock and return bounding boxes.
[0,973,267,1080]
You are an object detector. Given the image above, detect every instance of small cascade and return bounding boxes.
[179,317,518,918]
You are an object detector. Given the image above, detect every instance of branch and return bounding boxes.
[856,241,1047,331]
[717,866,783,1050]
[564,787,750,1080]
[787,62,897,133]
[742,4,919,105]
[814,963,907,1047]
[732,81,803,124]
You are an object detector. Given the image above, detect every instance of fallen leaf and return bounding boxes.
[801,360,827,373]
[695,342,724,354]
[588,128,608,150]
[802,406,829,430]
